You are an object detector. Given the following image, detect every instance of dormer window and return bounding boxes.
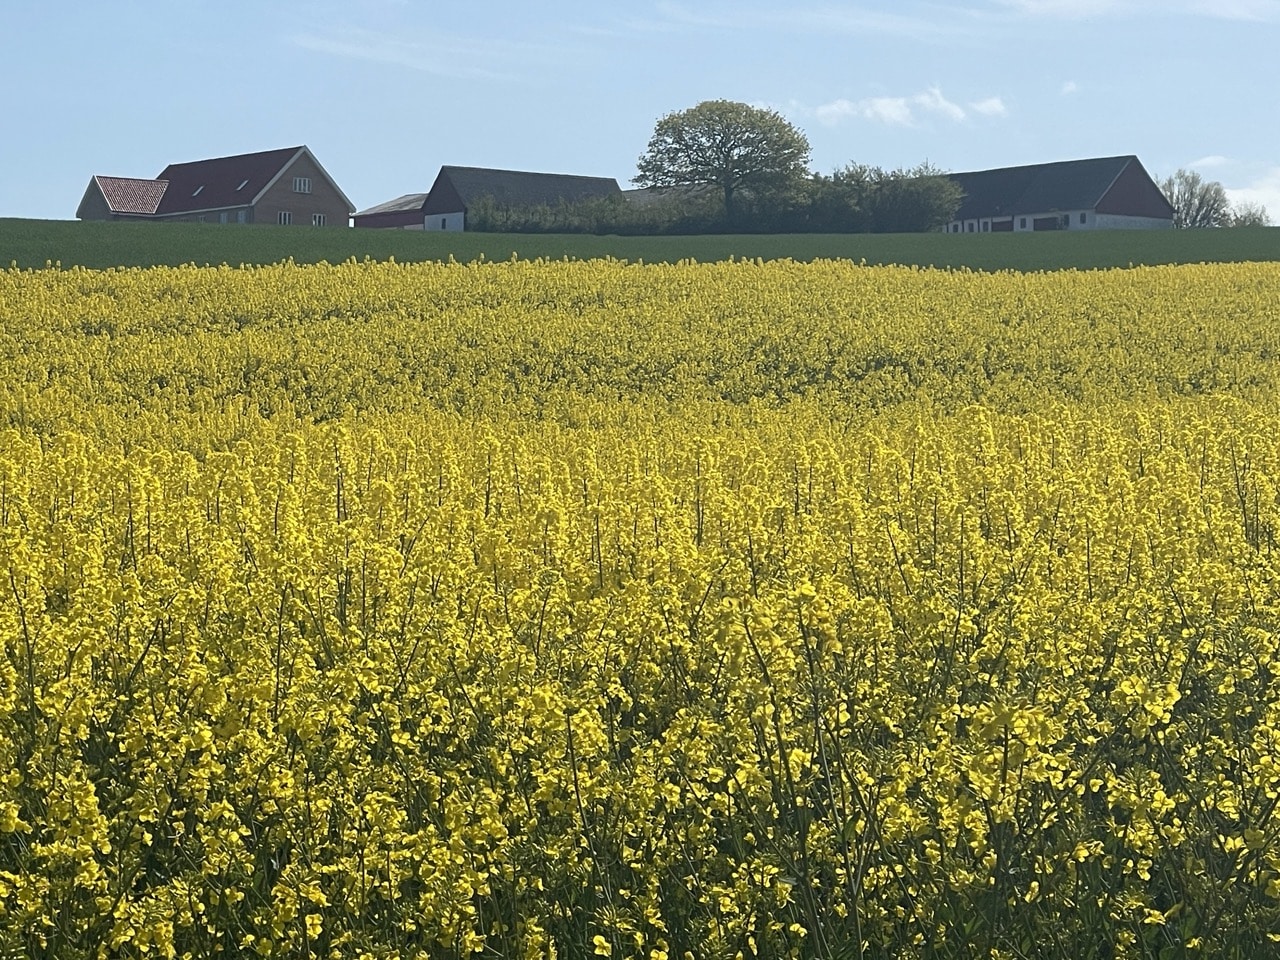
[192,185,204,197]
[237,179,249,191]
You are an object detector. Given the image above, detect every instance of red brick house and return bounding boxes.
[77,146,354,227]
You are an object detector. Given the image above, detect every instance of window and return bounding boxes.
[219,211,228,224]
[237,179,249,191]
[278,211,292,225]
[293,177,312,194]
[192,185,204,197]
[312,213,326,227]
[1019,217,1027,229]
[967,222,975,232]
[982,221,990,232]
[237,209,247,224]
[1080,212,1087,224]
[441,218,448,230]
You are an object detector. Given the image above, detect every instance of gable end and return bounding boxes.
[1095,159,1176,219]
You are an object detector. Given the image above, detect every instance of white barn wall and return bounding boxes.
[1093,213,1174,230]
[947,208,1170,233]
[424,211,465,231]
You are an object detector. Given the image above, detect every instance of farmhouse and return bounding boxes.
[77,146,354,227]
[352,193,429,229]
[421,166,622,231]
[945,155,1174,233]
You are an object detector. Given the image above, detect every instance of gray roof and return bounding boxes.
[354,193,428,217]
[425,166,621,214]
[949,155,1165,220]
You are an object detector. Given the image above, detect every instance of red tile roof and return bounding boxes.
[154,146,306,215]
[94,176,168,215]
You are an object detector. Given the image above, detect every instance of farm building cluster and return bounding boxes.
[77,146,1176,232]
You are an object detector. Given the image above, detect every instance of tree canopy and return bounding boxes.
[634,100,811,219]
[1230,200,1272,228]
[1160,169,1231,229]
[1160,169,1273,228]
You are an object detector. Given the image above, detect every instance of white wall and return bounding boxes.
[1092,213,1174,230]
[948,209,1173,232]
[424,211,465,231]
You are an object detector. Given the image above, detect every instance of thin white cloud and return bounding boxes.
[830,97,913,125]
[993,0,1127,17]
[915,87,967,122]
[968,96,1008,116]
[1189,154,1232,169]
[290,27,564,81]
[1061,80,1079,94]
[816,87,1001,126]
[630,2,975,40]
[628,2,731,31]
[993,0,1279,18]
[1186,0,1280,19]
[781,6,978,38]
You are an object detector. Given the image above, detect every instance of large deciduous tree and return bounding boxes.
[1160,169,1231,228]
[634,100,811,219]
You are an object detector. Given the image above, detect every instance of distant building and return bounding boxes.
[77,146,354,227]
[945,155,1174,233]
[352,193,429,229]
[422,166,622,231]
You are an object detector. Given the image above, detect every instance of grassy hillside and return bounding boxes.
[3,216,1280,271]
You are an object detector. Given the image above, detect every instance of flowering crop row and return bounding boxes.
[2,259,1280,959]
[2,257,1279,437]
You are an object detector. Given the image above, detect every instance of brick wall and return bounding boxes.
[253,154,351,227]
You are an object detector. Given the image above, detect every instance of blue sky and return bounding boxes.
[2,0,1277,222]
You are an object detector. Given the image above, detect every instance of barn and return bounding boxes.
[421,166,621,232]
[945,155,1174,233]
[352,194,429,229]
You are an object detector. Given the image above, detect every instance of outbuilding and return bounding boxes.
[422,166,621,231]
[945,155,1174,233]
[352,193,429,229]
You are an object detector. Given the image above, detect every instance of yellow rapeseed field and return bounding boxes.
[2,257,1280,959]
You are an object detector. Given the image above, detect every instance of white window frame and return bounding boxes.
[278,210,292,225]
[312,213,326,227]
[293,177,312,194]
